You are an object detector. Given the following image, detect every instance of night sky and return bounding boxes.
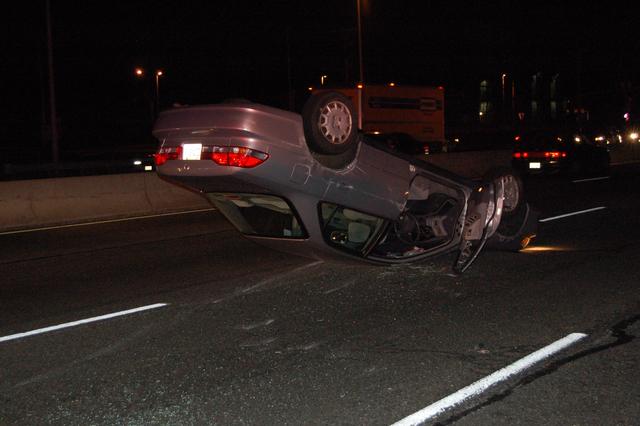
[4,1,639,157]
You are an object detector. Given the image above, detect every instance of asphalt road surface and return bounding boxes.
[1,164,639,425]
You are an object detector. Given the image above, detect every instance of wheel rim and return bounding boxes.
[502,175,520,213]
[318,101,353,145]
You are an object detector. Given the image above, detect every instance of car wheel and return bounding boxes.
[487,202,538,252]
[485,169,537,252]
[485,167,523,217]
[302,91,359,155]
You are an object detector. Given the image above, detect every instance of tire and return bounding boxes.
[302,91,359,155]
[487,202,538,252]
[484,167,524,217]
[485,168,536,251]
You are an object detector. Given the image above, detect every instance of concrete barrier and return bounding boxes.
[1,144,638,233]
[610,143,640,165]
[424,149,513,178]
[426,144,640,177]
[0,173,210,232]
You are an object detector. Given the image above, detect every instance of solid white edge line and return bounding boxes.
[0,303,168,343]
[572,176,610,183]
[0,208,216,236]
[539,206,607,223]
[391,332,588,426]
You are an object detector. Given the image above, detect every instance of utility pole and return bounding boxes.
[45,0,59,163]
[356,0,364,129]
[356,0,364,85]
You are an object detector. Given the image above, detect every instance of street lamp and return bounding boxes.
[155,70,163,114]
[501,73,507,122]
[356,0,364,85]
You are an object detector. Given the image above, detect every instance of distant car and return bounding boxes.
[512,130,610,177]
[153,92,537,273]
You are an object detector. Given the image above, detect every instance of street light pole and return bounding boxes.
[356,0,364,129]
[356,0,364,85]
[501,73,507,123]
[155,70,163,116]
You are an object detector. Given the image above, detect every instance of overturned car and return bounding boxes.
[153,92,536,273]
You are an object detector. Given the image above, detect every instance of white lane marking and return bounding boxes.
[572,176,610,183]
[539,206,607,223]
[0,208,216,236]
[391,333,588,426]
[0,303,168,343]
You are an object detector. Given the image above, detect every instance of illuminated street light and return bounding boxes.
[155,70,163,114]
[134,67,164,117]
[501,73,507,117]
[320,75,328,85]
[356,0,364,85]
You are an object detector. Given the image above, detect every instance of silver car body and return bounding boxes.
[153,102,506,271]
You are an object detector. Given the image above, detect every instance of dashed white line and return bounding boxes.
[539,206,607,223]
[0,208,216,236]
[391,333,588,426]
[572,176,610,183]
[0,303,168,343]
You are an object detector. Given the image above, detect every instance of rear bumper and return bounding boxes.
[513,159,564,174]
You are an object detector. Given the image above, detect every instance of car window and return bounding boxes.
[319,202,386,255]
[207,193,306,238]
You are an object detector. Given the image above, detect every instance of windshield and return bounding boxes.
[207,193,307,238]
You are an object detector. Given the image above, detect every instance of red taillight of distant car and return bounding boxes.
[543,151,567,158]
[154,146,182,166]
[514,151,566,159]
[204,146,269,168]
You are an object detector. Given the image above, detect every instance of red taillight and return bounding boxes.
[544,151,566,159]
[154,146,182,166]
[205,146,229,165]
[204,146,269,168]
[513,152,521,159]
[154,145,268,168]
